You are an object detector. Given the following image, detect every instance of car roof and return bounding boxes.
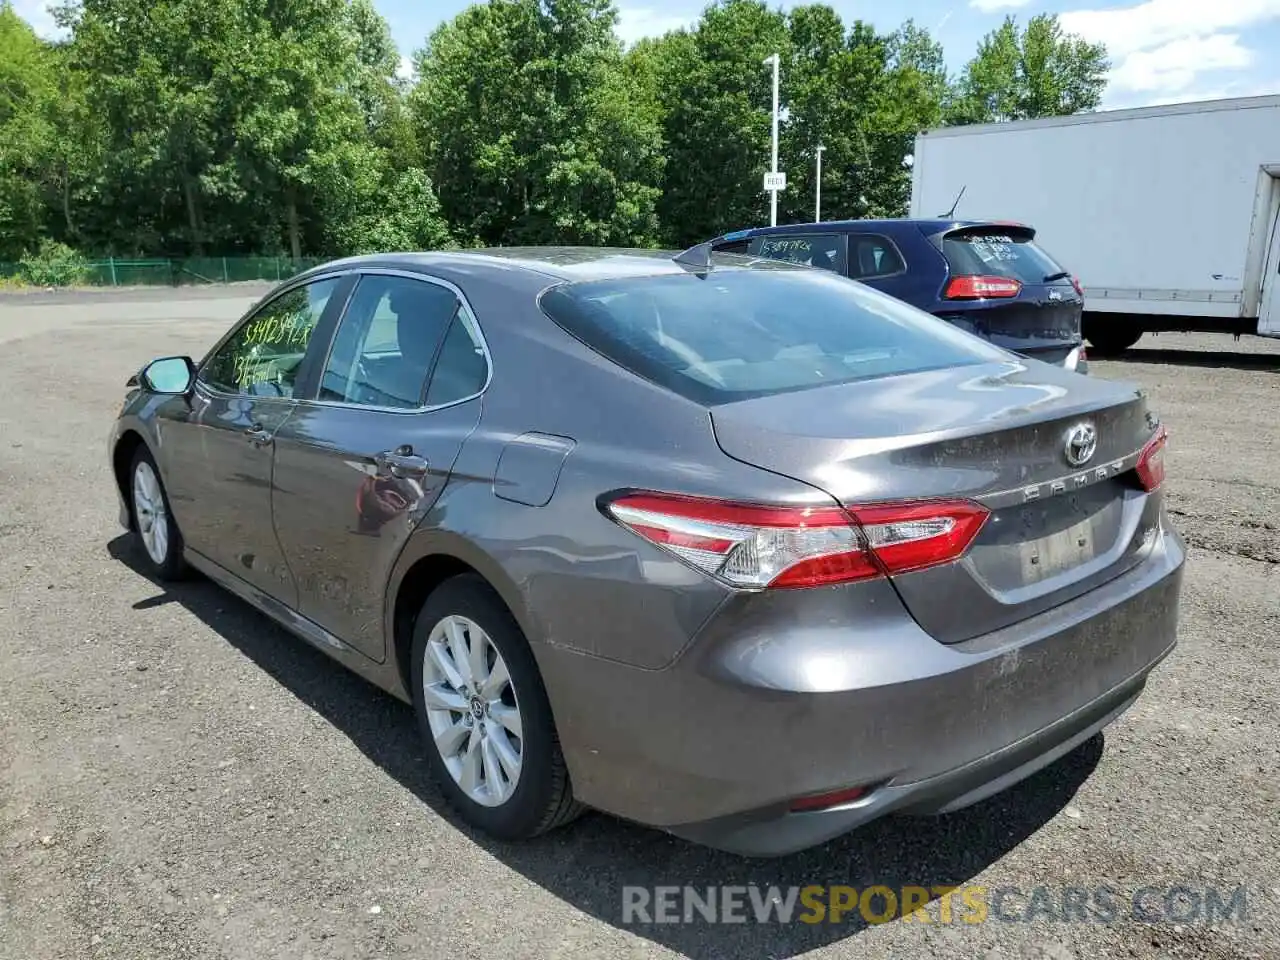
[291,245,807,287]
[715,218,1031,242]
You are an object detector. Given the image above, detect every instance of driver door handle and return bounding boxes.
[375,446,429,479]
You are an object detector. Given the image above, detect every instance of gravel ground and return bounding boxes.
[1,296,1277,960]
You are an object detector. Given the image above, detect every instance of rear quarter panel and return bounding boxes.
[388,285,840,673]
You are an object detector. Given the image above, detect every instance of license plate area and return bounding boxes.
[1017,518,1096,585]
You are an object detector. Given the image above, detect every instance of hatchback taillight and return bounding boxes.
[604,493,989,589]
[943,275,1021,299]
[1071,275,1084,295]
[1136,424,1168,492]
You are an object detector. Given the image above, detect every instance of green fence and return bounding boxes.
[0,256,329,287]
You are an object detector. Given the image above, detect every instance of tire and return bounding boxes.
[410,574,581,840]
[1084,319,1143,356]
[128,446,188,581]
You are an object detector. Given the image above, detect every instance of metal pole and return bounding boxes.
[768,53,780,227]
[815,145,824,222]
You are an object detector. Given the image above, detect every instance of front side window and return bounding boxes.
[748,233,845,273]
[317,275,465,409]
[200,278,339,397]
[848,234,906,279]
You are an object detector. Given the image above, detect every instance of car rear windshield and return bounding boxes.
[941,228,1068,284]
[539,268,1006,405]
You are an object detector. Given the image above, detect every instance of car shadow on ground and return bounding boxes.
[1099,346,1279,371]
[108,534,1102,958]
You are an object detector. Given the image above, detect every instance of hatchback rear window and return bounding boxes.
[941,228,1068,284]
[539,268,1006,404]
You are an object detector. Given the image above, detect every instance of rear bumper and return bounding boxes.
[535,520,1185,857]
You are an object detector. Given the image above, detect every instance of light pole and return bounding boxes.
[763,52,780,226]
[814,144,824,222]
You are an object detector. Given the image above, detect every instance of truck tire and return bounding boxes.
[1084,319,1143,356]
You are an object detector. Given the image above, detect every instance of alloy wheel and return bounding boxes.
[421,614,524,807]
[132,460,170,566]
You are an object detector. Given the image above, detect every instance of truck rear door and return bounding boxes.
[929,224,1086,369]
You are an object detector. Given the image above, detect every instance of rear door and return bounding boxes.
[929,224,1085,368]
[269,271,489,661]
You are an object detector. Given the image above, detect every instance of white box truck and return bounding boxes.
[909,94,1280,354]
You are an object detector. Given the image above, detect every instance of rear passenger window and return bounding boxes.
[424,305,488,406]
[748,233,845,274]
[318,276,458,409]
[848,235,905,279]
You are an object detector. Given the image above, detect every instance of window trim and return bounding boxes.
[193,271,356,406]
[748,231,849,275]
[293,268,494,417]
[845,231,909,281]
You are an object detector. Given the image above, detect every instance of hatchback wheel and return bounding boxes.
[129,447,186,580]
[411,574,581,839]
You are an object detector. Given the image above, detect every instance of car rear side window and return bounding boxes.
[748,233,845,273]
[848,234,905,279]
[941,228,1067,284]
[540,269,1005,404]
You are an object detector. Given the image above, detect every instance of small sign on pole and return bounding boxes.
[763,171,787,192]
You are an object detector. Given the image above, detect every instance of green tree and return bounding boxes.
[412,0,663,247]
[950,13,1108,124]
[779,12,947,223]
[0,2,56,259]
[61,0,445,257]
[641,0,789,245]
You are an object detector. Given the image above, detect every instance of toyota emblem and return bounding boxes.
[1063,422,1098,467]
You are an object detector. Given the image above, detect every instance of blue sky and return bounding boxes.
[14,0,1280,110]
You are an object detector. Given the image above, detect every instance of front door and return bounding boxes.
[270,272,489,661]
[158,275,349,605]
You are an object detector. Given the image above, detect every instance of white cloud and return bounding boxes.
[1060,0,1280,103]
[615,5,696,46]
[395,55,415,82]
[12,0,61,38]
[968,0,1030,12]
[1109,34,1252,93]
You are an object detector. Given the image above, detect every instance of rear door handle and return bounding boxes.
[244,422,272,444]
[375,446,429,479]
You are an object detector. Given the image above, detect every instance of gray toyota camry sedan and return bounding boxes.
[108,246,1184,857]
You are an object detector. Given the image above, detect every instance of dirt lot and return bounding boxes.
[1,290,1278,960]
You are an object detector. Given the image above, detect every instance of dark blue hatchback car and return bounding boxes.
[710,219,1087,372]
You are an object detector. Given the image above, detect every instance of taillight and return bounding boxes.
[1136,424,1168,492]
[943,275,1021,299]
[1071,275,1084,295]
[604,493,988,589]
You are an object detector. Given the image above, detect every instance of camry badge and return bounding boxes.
[1064,422,1098,467]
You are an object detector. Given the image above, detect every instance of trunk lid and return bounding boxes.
[710,360,1163,643]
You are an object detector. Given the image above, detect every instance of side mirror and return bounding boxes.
[139,356,196,394]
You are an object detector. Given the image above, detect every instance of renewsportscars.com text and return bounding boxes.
[621,884,1249,926]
